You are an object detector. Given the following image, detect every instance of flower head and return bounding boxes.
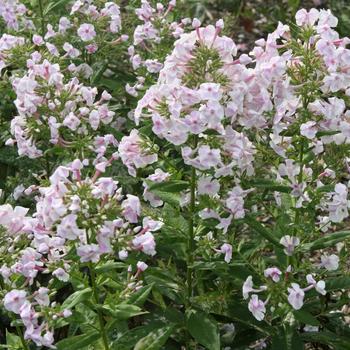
[248,295,266,321]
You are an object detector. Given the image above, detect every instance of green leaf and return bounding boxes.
[316,184,334,193]
[56,331,100,350]
[91,62,108,85]
[150,190,181,206]
[145,180,189,206]
[187,310,220,350]
[326,276,350,291]
[133,325,174,350]
[316,130,340,137]
[243,179,291,193]
[271,326,304,350]
[301,331,350,349]
[103,304,147,320]
[302,231,350,251]
[6,330,21,348]
[145,269,181,302]
[162,203,188,233]
[95,262,126,273]
[293,310,320,326]
[61,288,92,310]
[110,323,163,350]
[245,215,282,247]
[147,180,188,192]
[191,261,256,280]
[44,0,71,14]
[127,283,154,307]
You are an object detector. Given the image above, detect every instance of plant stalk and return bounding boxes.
[88,262,110,350]
[187,165,196,302]
[186,136,198,305]
[38,0,45,37]
[15,324,29,350]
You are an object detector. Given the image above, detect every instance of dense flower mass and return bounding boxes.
[0,1,349,349]
[0,159,163,347]
[0,0,29,30]
[8,59,115,158]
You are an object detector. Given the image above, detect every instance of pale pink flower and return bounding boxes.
[242,276,267,299]
[248,295,266,321]
[295,8,319,27]
[300,121,318,139]
[4,290,27,314]
[306,274,326,295]
[280,235,300,256]
[77,23,96,41]
[197,145,221,169]
[226,186,247,219]
[57,214,84,240]
[32,34,44,46]
[320,254,339,271]
[118,130,158,177]
[287,283,305,310]
[133,232,156,256]
[118,249,128,260]
[137,261,148,271]
[326,183,349,223]
[63,112,80,131]
[199,83,222,101]
[77,244,100,263]
[264,267,282,282]
[34,287,50,306]
[220,243,232,263]
[52,268,69,282]
[122,195,141,223]
[198,176,220,196]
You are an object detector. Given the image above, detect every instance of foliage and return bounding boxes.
[0,1,349,350]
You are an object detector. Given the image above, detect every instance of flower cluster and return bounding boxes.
[42,0,122,58]
[8,58,115,158]
[0,0,30,31]
[0,2,349,349]
[128,7,349,326]
[0,157,163,347]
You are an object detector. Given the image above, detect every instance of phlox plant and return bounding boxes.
[0,1,349,350]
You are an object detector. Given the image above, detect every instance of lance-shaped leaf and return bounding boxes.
[187,310,220,350]
[245,215,282,247]
[134,325,175,350]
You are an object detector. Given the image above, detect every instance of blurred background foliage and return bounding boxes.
[1,0,350,203]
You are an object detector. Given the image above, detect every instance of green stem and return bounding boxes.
[88,262,110,350]
[186,165,196,303]
[186,136,198,305]
[45,154,51,178]
[38,0,45,36]
[15,324,29,350]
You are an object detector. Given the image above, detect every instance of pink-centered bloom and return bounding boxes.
[4,290,27,314]
[137,261,148,271]
[287,283,305,310]
[77,23,96,41]
[295,8,319,26]
[118,130,158,177]
[280,235,300,256]
[76,244,100,263]
[122,195,141,223]
[220,243,232,263]
[242,276,267,300]
[264,267,282,282]
[248,294,266,321]
[198,176,220,196]
[320,254,339,271]
[133,232,156,256]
